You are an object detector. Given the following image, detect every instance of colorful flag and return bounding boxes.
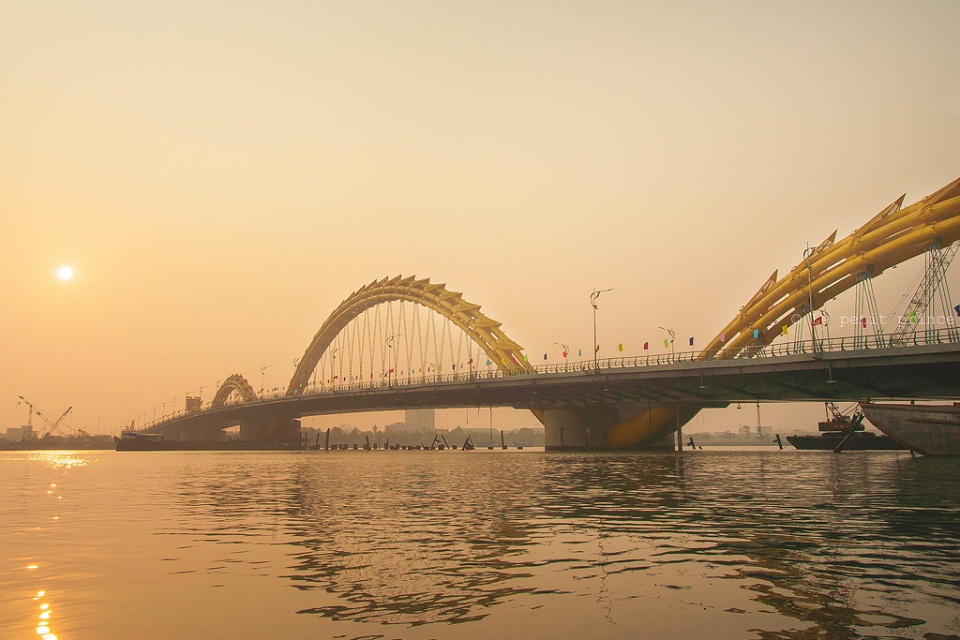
[468,358,473,364]
[486,359,491,366]
[955,304,960,316]
[664,338,669,348]
[618,343,623,352]
[595,344,600,353]
[860,317,867,328]
[812,316,823,326]
[523,354,528,362]
[543,353,547,360]
[578,349,582,357]
[562,350,568,358]
[643,341,649,350]
[720,333,726,342]
[688,337,694,346]
[753,329,760,339]
[782,325,788,335]
[909,311,916,323]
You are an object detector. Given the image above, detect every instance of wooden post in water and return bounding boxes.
[324,428,330,451]
[500,430,506,450]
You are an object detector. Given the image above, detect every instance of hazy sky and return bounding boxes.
[3,1,959,435]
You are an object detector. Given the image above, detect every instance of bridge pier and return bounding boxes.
[543,404,680,451]
[239,416,301,444]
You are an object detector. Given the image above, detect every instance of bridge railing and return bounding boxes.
[287,326,960,392]
[143,326,960,427]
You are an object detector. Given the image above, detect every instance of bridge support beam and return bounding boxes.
[543,403,679,451]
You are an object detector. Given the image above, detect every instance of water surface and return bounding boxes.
[1,449,958,639]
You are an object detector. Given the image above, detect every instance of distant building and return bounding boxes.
[739,425,774,437]
[4,426,33,441]
[405,409,435,431]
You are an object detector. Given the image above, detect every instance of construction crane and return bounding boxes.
[16,396,73,439]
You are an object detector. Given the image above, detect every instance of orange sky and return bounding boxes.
[2,1,959,434]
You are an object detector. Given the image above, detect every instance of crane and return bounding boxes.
[16,396,73,439]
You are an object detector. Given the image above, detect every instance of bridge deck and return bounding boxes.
[149,340,960,437]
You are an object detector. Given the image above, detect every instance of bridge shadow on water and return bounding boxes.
[167,451,960,639]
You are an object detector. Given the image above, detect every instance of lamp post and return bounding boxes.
[384,335,399,385]
[329,347,339,388]
[591,288,613,370]
[260,366,271,397]
[554,342,569,370]
[659,326,676,359]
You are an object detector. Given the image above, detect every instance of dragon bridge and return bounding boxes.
[287,275,535,395]
[608,176,960,447]
[211,374,259,408]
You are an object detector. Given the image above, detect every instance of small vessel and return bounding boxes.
[786,431,904,451]
[859,402,960,457]
[787,403,904,451]
[114,430,307,451]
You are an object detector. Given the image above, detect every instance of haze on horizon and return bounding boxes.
[2,1,959,435]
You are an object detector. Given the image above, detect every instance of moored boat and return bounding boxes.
[859,402,960,457]
[787,402,904,451]
[786,431,904,451]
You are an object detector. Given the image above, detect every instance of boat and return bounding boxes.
[787,402,905,451]
[859,402,960,457]
[786,431,904,451]
[114,430,307,451]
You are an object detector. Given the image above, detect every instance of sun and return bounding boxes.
[57,265,74,281]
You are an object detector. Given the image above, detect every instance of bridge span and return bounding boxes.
[136,176,960,449]
[148,334,960,449]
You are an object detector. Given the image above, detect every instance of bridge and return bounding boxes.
[137,176,960,449]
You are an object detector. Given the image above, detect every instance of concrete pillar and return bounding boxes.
[543,403,697,451]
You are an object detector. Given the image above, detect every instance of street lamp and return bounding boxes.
[384,334,400,385]
[328,347,339,387]
[554,342,570,370]
[659,326,676,359]
[591,288,613,370]
[260,365,271,397]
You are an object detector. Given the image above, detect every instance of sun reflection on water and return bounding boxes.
[33,591,58,640]
[27,452,90,470]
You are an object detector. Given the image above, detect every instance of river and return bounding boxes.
[1,448,958,639]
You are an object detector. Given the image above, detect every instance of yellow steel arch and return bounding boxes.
[703,176,960,358]
[287,275,535,395]
[211,374,259,408]
[610,176,960,448]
